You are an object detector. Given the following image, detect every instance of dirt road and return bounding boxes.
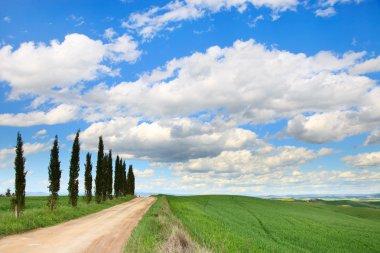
[0,197,155,253]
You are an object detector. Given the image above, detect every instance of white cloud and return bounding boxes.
[23,142,51,155]
[44,39,377,144]
[286,111,366,143]
[123,0,299,39]
[124,0,366,39]
[81,40,372,124]
[169,146,331,175]
[286,83,380,143]
[3,38,379,143]
[123,1,203,39]
[105,34,141,63]
[317,148,339,156]
[134,169,155,177]
[32,129,48,139]
[0,148,13,162]
[343,151,380,168]
[3,16,11,23]
[79,116,261,162]
[76,114,355,195]
[365,130,380,146]
[0,142,50,169]
[0,33,141,98]
[103,28,117,39]
[315,0,363,18]
[350,56,380,74]
[0,104,78,127]
[143,166,380,195]
[315,7,336,17]
[318,0,363,7]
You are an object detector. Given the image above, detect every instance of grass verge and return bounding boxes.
[0,195,134,236]
[125,195,210,253]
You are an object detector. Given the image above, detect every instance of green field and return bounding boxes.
[127,195,380,252]
[0,195,134,236]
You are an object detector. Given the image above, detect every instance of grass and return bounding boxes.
[0,195,134,236]
[152,195,380,252]
[299,199,380,223]
[168,195,380,252]
[125,195,209,253]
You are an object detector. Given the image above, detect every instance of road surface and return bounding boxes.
[0,197,156,253]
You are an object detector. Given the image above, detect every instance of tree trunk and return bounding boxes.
[15,203,19,218]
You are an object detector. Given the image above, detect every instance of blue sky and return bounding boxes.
[0,0,380,196]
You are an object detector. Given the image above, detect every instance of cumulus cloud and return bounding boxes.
[286,82,380,143]
[286,111,368,143]
[0,104,78,127]
[2,38,379,143]
[123,0,299,39]
[103,28,117,39]
[343,151,380,168]
[365,130,380,146]
[80,40,374,137]
[105,34,141,63]
[134,169,155,177]
[79,117,261,162]
[76,114,350,195]
[0,33,141,98]
[0,148,13,162]
[350,56,380,74]
[0,142,50,169]
[169,146,332,175]
[142,167,380,195]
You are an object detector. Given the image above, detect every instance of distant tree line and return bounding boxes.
[9,132,135,217]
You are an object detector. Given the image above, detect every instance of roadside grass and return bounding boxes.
[166,195,380,252]
[0,195,134,236]
[125,195,210,253]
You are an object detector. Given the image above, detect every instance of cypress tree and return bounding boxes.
[114,155,120,198]
[102,154,108,201]
[119,158,124,196]
[107,150,113,199]
[127,165,135,195]
[68,130,80,207]
[84,152,92,204]
[14,132,26,217]
[5,188,11,197]
[48,135,61,210]
[95,136,104,203]
[122,161,127,196]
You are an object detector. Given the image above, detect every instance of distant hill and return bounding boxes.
[261,193,380,200]
[25,192,49,196]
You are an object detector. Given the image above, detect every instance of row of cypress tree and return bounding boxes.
[13,132,135,216]
[92,136,135,203]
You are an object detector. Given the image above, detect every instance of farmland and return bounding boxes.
[127,195,380,252]
[0,195,134,236]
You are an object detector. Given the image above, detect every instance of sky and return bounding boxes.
[0,0,380,196]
